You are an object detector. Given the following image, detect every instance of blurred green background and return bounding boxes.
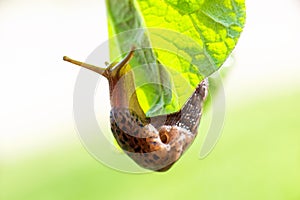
[2,90,300,200]
[1,0,300,200]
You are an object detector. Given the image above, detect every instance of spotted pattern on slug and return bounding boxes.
[110,79,208,171]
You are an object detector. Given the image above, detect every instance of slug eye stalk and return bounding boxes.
[63,47,135,79]
[62,56,107,77]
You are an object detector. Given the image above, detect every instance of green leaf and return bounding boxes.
[106,0,246,117]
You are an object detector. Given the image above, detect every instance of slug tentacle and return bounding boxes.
[63,47,135,79]
[63,56,107,77]
[107,46,135,76]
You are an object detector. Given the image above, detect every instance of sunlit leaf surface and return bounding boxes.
[106,0,246,117]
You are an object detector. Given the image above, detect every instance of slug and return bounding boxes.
[63,47,208,171]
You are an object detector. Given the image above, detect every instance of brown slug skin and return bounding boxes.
[63,48,208,171]
[110,80,207,171]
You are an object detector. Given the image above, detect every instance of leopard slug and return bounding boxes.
[63,48,208,171]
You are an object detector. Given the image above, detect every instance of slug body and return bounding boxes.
[110,80,207,171]
[64,48,208,172]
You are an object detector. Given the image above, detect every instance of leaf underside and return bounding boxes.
[106,0,246,117]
